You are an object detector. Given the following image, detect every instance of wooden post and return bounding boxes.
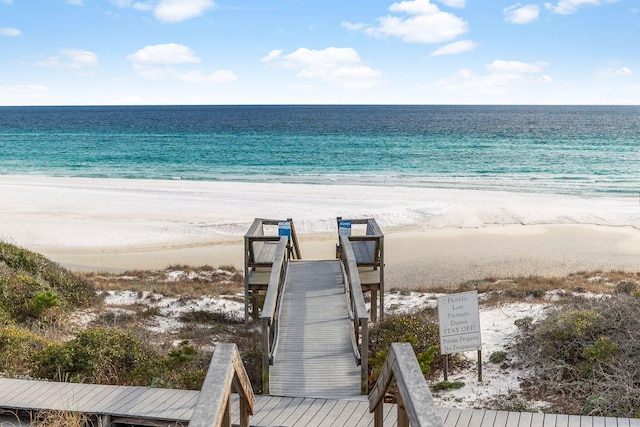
[361,320,369,395]
[261,318,270,394]
[478,350,482,382]
[222,394,232,427]
[397,392,409,427]
[374,403,384,427]
[443,354,448,381]
[371,289,378,323]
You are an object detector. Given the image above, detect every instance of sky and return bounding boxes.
[0,0,639,105]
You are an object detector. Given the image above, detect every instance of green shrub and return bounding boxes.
[514,316,533,330]
[33,327,154,385]
[489,351,507,364]
[515,295,640,417]
[0,242,95,324]
[431,380,465,392]
[368,308,464,392]
[0,326,47,376]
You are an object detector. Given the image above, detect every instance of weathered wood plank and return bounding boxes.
[269,260,361,399]
[568,415,583,427]
[480,410,498,427]
[3,386,640,427]
[467,409,486,427]
[493,410,510,427]
[530,412,546,427]
[453,407,474,427]
[506,411,522,427]
[518,411,533,427]
[274,397,323,426]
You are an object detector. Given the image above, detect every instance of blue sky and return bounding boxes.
[1,0,638,105]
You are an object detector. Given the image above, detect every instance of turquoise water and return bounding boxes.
[1,105,639,196]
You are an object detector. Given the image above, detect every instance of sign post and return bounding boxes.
[437,290,482,382]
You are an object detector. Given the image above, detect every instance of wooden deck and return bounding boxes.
[0,377,198,424]
[2,378,640,427]
[268,259,361,399]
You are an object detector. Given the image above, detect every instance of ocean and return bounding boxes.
[1,105,639,197]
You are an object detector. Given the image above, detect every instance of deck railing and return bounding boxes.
[336,217,385,321]
[190,344,255,427]
[244,218,300,322]
[369,343,443,427]
[259,236,290,395]
[340,235,370,394]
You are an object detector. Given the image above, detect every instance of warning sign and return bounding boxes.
[437,291,482,355]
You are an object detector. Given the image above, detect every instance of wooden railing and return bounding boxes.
[340,235,370,395]
[190,344,254,427]
[369,343,443,427]
[260,236,290,395]
[336,217,385,321]
[244,218,300,322]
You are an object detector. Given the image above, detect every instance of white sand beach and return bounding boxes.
[2,175,640,288]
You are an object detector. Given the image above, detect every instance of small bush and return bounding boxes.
[368,308,465,392]
[0,326,47,376]
[515,295,640,417]
[0,242,95,324]
[33,327,155,385]
[431,380,465,392]
[489,351,507,364]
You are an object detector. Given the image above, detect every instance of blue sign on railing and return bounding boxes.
[338,220,352,237]
[278,221,291,239]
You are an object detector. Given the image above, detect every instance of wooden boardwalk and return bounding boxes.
[268,259,361,399]
[3,382,639,427]
[3,377,640,427]
[0,377,197,424]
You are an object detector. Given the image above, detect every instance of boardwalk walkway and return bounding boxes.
[0,377,197,425]
[268,259,361,399]
[3,381,639,427]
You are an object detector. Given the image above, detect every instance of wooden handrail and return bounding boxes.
[340,235,369,394]
[244,218,300,323]
[369,343,443,427]
[190,344,254,427]
[260,236,289,394]
[336,217,385,322]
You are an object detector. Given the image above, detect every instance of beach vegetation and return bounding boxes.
[489,351,508,364]
[515,294,640,417]
[431,380,465,392]
[0,241,95,325]
[367,307,466,391]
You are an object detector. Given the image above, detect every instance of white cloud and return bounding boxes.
[0,27,21,36]
[486,59,548,74]
[601,66,632,79]
[127,43,201,65]
[544,0,615,15]
[341,21,367,31]
[127,43,234,83]
[36,49,99,71]
[437,0,465,7]
[264,47,382,89]
[261,50,283,63]
[431,39,477,56]
[0,85,49,105]
[1,0,13,4]
[504,4,540,24]
[346,0,468,44]
[427,59,552,98]
[109,0,215,23]
[154,0,215,23]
